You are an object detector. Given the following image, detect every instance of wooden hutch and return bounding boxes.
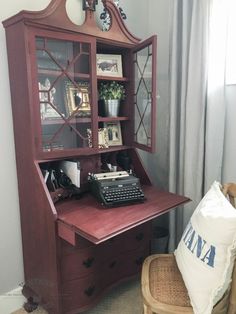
[3,1,189,313]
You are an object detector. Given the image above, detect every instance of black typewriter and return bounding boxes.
[88,171,145,207]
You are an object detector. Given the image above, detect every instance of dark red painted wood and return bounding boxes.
[57,186,189,244]
[2,1,189,313]
[132,35,157,153]
[3,0,140,46]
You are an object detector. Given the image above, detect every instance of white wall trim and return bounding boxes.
[0,286,25,314]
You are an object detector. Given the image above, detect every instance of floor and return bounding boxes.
[11,278,143,314]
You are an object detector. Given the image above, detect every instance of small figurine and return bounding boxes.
[83,0,98,11]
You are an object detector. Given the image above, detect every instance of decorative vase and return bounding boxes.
[104,99,120,117]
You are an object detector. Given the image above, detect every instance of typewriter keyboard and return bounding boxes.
[102,185,145,205]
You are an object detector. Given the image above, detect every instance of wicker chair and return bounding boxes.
[141,183,236,314]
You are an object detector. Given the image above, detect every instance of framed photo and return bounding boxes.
[39,80,62,120]
[87,128,109,149]
[96,54,123,78]
[104,122,123,146]
[40,103,61,120]
[66,82,91,117]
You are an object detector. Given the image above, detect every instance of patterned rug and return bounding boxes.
[11,278,142,314]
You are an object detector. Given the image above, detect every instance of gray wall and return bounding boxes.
[145,0,171,190]
[0,0,150,295]
[143,0,172,229]
[0,0,50,295]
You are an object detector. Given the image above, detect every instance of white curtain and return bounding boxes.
[168,0,228,251]
[204,0,229,189]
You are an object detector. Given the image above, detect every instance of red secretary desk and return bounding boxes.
[3,0,189,313]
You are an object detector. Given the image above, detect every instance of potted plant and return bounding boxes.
[98,81,125,117]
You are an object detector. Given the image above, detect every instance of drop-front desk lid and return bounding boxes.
[56,185,190,245]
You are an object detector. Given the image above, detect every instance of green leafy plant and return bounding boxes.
[99,81,126,101]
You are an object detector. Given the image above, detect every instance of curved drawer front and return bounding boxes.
[62,272,102,313]
[99,223,151,258]
[61,246,103,281]
[102,245,149,287]
[61,245,149,313]
[60,223,150,282]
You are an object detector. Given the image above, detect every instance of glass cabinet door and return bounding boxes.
[133,36,157,153]
[35,36,95,153]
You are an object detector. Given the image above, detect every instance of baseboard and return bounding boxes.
[0,286,26,314]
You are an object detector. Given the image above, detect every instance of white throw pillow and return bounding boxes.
[174,181,236,314]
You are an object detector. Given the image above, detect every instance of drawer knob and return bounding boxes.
[83,257,95,268]
[109,260,117,268]
[135,256,144,265]
[84,285,95,297]
[135,232,144,241]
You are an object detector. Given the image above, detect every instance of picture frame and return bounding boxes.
[87,128,109,149]
[96,54,123,78]
[40,103,61,120]
[66,81,91,117]
[39,79,62,120]
[104,122,123,146]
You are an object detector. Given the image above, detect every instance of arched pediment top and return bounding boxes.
[3,0,141,46]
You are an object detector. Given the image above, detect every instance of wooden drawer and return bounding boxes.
[61,246,98,281]
[61,246,149,313]
[102,245,150,287]
[99,223,151,258]
[60,222,151,255]
[60,223,151,282]
[62,272,102,313]
[123,223,151,251]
